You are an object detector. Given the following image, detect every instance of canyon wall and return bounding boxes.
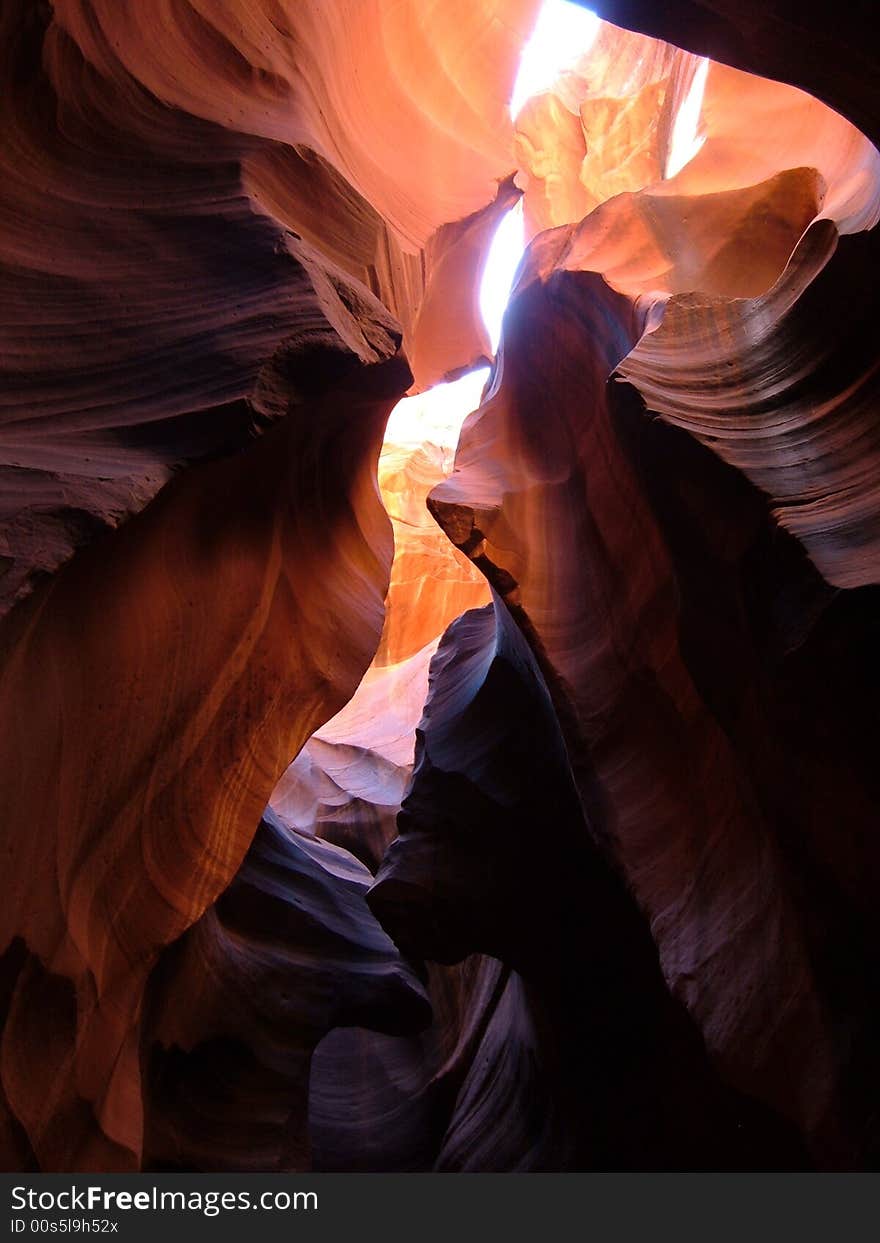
[1,0,878,1171]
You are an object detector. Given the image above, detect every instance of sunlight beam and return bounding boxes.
[666,57,710,178]
[383,368,490,452]
[478,198,526,353]
[509,1,601,121]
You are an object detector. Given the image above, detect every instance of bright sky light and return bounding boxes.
[478,197,526,352]
[509,1,601,120]
[385,194,524,449]
[666,57,710,178]
[385,3,604,453]
[383,368,490,451]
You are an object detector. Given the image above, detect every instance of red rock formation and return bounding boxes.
[408,179,522,390]
[0,317,408,1168]
[2,0,880,1174]
[429,126,880,1170]
[370,600,810,1168]
[269,380,490,870]
[0,0,525,1170]
[586,1,880,155]
[50,0,539,249]
[515,23,879,241]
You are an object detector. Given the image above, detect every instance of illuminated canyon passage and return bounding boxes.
[2,0,880,1172]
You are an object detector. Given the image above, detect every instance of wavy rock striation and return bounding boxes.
[370,600,810,1168]
[142,810,430,1171]
[0,0,528,1170]
[430,166,880,1163]
[2,0,880,1174]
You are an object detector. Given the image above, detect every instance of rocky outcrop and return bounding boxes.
[270,392,490,870]
[2,0,880,1173]
[585,2,880,154]
[429,174,880,1164]
[0,0,526,1170]
[370,600,810,1168]
[142,810,430,1171]
[0,307,407,1168]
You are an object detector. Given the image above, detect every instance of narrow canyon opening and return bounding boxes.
[274,0,721,877]
[2,0,880,1178]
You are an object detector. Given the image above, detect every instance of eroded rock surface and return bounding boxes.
[2,0,880,1173]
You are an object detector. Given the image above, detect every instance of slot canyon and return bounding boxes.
[1,0,880,1172]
